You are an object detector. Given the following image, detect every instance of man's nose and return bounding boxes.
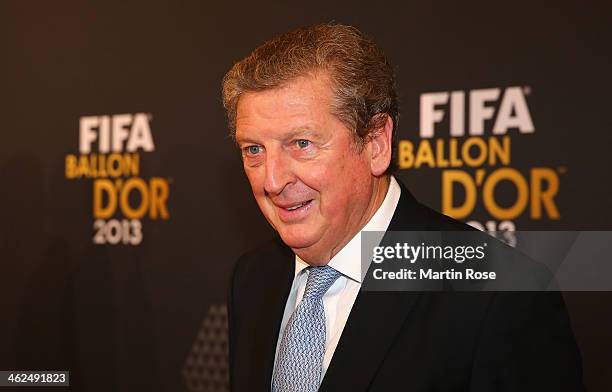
[263,150,293,195]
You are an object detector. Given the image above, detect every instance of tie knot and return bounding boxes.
[303,265,341,300]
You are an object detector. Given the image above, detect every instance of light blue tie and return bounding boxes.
[272,265,342,392]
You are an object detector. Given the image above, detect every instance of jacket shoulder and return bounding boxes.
[393,180,476,232]
[414,198,477,232]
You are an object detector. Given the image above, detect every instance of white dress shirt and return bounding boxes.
[273,176,401,382]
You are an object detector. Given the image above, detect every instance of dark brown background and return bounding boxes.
[1,1,611,390]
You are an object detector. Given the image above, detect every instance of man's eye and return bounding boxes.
[296,139,311,149]
[245,145,262,155]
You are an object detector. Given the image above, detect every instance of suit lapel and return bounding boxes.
[320,182,430,391]
[250,239,295,390]
[319,291,419,391]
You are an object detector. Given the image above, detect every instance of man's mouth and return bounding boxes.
[275,199,314,221]
[285,200,312,211]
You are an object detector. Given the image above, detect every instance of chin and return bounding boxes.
[276,226,319,250]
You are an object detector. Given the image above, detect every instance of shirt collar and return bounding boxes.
[294,176,402,283]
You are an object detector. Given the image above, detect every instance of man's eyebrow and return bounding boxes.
[282,127,322,140]
[235,126,322,145]
[234,136,251,144]
[234,135,259,145]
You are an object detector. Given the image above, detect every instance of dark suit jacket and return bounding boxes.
[228,182,584,391]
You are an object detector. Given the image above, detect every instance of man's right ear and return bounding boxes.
[367,114,393,177]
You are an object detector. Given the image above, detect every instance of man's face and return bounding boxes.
[235,73,379,263]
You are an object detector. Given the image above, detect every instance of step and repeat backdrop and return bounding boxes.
[2,1,611,391]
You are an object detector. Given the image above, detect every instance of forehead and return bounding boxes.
[235,73,335,140]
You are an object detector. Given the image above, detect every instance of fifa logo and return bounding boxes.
[399,86,563,235]
[65,113,170,245]
[420,86,534,138]
[79,113,155,153]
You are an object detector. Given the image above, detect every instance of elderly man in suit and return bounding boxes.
[222,23,583,392]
